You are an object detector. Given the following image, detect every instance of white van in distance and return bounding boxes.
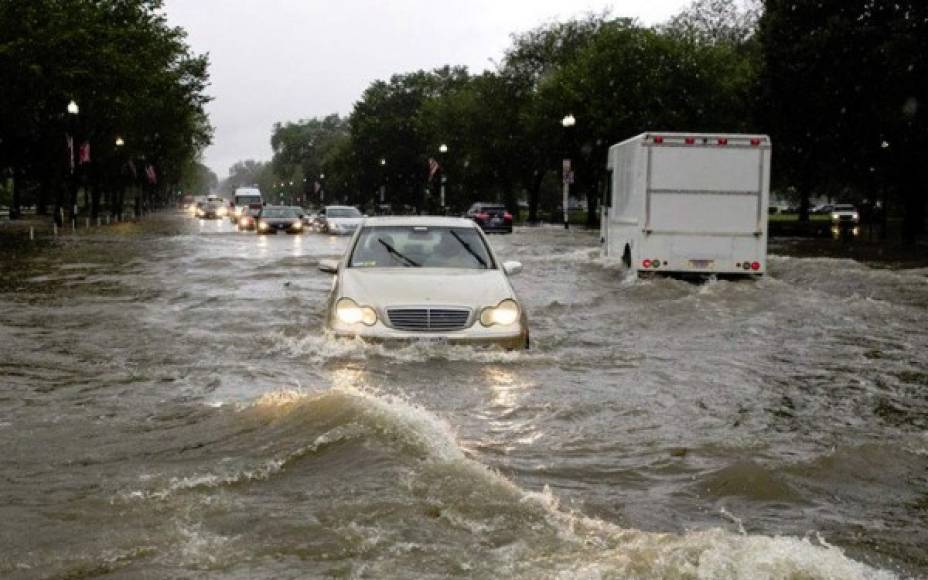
[232,187,263,222]
[602,132,771,277]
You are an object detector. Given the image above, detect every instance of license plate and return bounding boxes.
[417,337,448,346]
[689,259,714,269]
[490,218,502,225]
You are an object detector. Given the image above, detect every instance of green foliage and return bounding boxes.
[0,0,212,214]
[758,0,928,239]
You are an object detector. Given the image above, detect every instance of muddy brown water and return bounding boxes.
[1,213,926,578]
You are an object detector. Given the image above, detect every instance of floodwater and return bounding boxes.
[1,213,926,579]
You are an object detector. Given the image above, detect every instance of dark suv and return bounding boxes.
[465,203,513,234]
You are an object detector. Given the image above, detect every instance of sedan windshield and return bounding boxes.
[261,208,299,218]
[349,226,494,269]
[328,208,362,218]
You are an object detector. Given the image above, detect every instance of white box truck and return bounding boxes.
[602,132,771,276]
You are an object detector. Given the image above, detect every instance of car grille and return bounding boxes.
[387,308,471,331]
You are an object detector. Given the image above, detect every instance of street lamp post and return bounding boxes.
[66,100,80,228]
[561,114,576,230]
[318,173,325,204]
[438,144,448,212]
[379,158,387,206]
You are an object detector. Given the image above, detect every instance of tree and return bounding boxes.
[662,0,762,46]
[0,0,212,220]
[759,0,928,241]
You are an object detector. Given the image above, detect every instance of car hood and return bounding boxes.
[340,268,514,308]
[327,217,363,226]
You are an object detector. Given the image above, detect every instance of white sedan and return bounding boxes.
[319,216,528,349]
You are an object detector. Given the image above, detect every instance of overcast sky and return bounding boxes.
[163,0,691,179]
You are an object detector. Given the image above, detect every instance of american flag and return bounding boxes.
[145,164,157,184]
[428,158,440,181]
[78,142,91,164]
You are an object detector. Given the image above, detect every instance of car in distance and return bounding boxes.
[255,206,304,235]
[829,204,860,224]
[318,216,528,349]
[315,205,363,235]
[465,203,513,233]
[197,201,223,219]
[238,206,260,231]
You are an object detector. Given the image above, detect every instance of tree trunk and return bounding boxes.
[527,170,544,223]
[798,188,811,223]
[901,152,926,245]
[9,176,20,220]
[586,182,599,228]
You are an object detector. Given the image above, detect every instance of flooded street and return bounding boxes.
[2,212,927,579]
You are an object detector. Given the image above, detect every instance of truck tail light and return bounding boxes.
[685,137,695,145]
[750,138,762,146]
[642,259,652,269]
[717,138,728,145]
[503,212,513,221]
[476,212,489,220]
[653,136,664,144]
[751,261,761,271]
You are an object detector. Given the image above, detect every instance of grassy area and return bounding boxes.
[768,213,831,223]
[515,210,599,227]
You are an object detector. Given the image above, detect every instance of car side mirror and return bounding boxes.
[502,261,522,276]
[318,259,339,274]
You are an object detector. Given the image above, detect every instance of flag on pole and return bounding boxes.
[66,134,75,174]
[313,181,321,194]
[78,141,91,164]
[145,164,157,184]
[127,159,138,178]
[428,158,440,181]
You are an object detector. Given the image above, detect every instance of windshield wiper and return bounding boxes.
[378,238,420,267]
[450,230,488,268]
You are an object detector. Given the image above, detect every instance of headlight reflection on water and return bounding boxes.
[330,367,368,391]
[291,234,303,257]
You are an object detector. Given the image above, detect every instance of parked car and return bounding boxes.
[255,206,304,235]
[465,203,513,233]
[315,205,364,235]
[237,206,260,231]
[318,216,528,349]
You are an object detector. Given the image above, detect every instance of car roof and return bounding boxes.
[362,215,477,228]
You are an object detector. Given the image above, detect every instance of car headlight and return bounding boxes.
[480,299,520,327]
[293,221,302,229]
[218,207,228,216]
[335,298,377,326]
[259,221,269,230]
[831,213,840,220]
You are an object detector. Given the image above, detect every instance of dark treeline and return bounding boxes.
[240,0,925,243]
[0,0,214,223]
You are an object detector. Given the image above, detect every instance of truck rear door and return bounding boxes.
[646,144,765,236]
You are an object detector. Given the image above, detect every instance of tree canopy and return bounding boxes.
[0,0,212,218]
